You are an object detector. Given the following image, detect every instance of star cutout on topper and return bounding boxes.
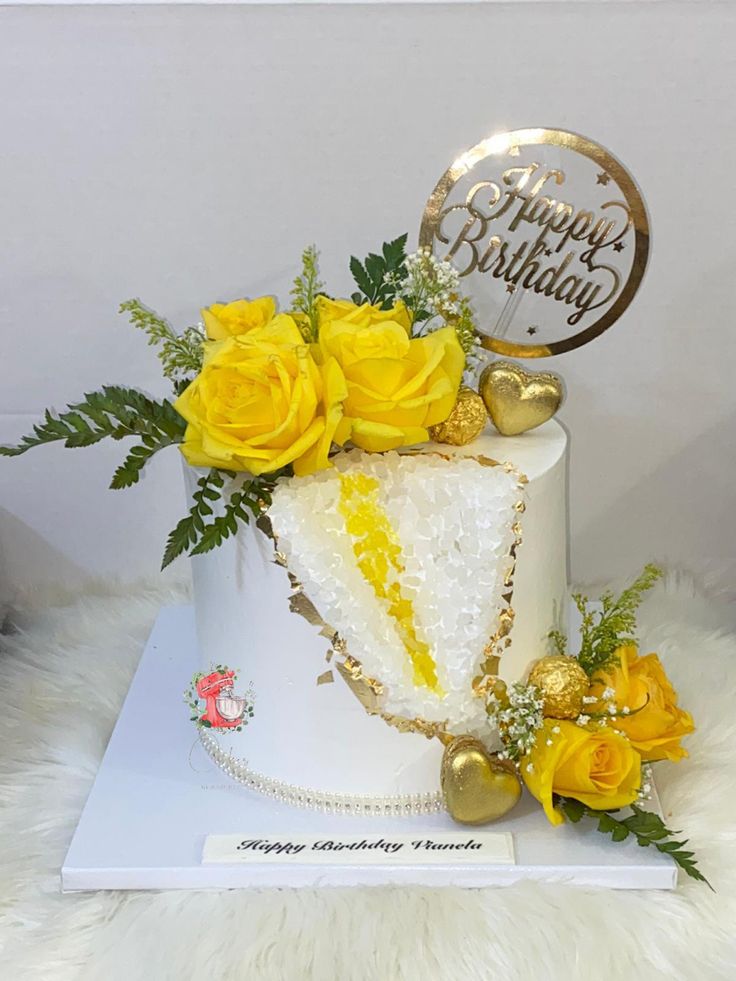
[596,171,611,186]
[613,241,625,253]
[527,325,538,335]
[506,284,516,294]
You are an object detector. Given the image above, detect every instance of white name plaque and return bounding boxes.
[202,832,515,866]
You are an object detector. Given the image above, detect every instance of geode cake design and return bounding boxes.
[267,451,526,738]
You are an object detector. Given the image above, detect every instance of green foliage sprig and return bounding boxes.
[548,627,568,657]
[559,797,711,888]
[120,299,204,389]
[0,387,186,490]
[162,468,277,569]
[571,564,663,676]
[450,296,482,373]
[349,234,408,309]
[290,245,324,342]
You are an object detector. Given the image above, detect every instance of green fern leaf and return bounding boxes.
[1,387,187,495]
[162,471,277,569]
[559,798,711,888]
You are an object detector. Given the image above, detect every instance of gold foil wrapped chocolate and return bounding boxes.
[440,735,521,825]
[429,386,487,446]
[528,655,589,719]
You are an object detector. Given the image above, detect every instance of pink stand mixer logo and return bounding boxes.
[185,667,255,732]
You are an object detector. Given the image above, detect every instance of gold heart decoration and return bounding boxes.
[440,735,521,825]
[479,361,564,437]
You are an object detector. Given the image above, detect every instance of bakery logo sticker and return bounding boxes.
[419,128,650,358]
[185,667,255,732]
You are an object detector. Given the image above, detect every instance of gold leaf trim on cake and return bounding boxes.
[380,712,450,741]
[335,656,384,712]
[289,589,324,625]
[259,453,527,740]
[335,657,449,741]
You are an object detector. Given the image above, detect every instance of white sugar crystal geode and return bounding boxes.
[267,450,525,736]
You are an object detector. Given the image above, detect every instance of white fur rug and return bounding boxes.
[1,573,735,981]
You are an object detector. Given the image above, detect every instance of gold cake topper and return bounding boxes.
[419,128,650,357]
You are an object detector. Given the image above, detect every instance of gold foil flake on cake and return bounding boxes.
[337,471,442,694]
[473,608,515,696]
[316,669,334,686]
[332,635,349,657]
[335,656,384,713]
[379,712,449,741]
[289,589,325,627]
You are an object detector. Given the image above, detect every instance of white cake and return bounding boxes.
[188,420,567,799]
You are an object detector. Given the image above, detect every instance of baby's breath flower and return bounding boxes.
[385,250,482,380]
[487,681,545,762]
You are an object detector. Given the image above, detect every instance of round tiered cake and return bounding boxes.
[189,419,567,801]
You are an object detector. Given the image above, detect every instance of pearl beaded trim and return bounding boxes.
[199,730,446,816]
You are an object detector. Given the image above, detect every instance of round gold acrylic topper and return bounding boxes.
[419,129,650,358]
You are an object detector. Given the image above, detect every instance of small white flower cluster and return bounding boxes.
[576,686,630,728]
[487,682,545,763]
[637,764,653,803]
[384,247,484,382]
[387,247,462,319]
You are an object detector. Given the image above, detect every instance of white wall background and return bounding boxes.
[1,1,735,603]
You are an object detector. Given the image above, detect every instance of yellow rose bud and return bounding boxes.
[318,315,464,453]
[201,296,276,340]
[174,314,346,476]
[588,644,694,762]
[317,296,412,333]
[522,719,641,826]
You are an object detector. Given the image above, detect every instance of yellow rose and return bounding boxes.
[318,316,464,453]
[588,644,694,762]
[175,314,346,476]
[522,719,641,825]
[201,296,276,340]
[317,296,412,333]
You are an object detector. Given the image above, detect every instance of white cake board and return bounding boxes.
[61,606,676,891]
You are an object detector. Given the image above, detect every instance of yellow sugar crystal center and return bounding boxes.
[338,471,442,693]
